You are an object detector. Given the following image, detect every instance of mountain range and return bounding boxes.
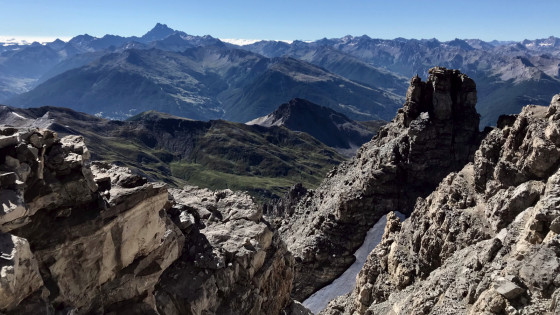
[247,98,382,156]
[2,23,560,126]
[0,102,348,200]
[7,44,402,122]
[3,68,560,314]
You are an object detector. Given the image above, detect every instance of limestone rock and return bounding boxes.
[494,278,525,300]
[0,232,43,311]
[280,67,481,300]
[0,128,184,313]
[322,94,560,314]
[468,289,506,315]
[156,186,294,315]
[0,127,296,314]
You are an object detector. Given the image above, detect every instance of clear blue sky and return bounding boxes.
[1,0,559,41]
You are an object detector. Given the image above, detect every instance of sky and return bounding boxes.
[1,0,559,42]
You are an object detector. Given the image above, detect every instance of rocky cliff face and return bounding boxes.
[156,186,294,314]
[279,67,481,301]
[0,127,294,314]
[322,94,560,314]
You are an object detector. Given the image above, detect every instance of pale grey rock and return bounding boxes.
[322,94,560,314]
[468,289,506,315]
[0,127,296,314]
[0,134,18,150]
[0,232,43,311]
[494,279,525,300]
[156,186,294,315]
[281,67,480,300]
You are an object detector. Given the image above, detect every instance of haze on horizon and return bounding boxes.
[1,0,559,42]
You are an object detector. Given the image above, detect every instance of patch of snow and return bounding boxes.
[10,112,26,120]
[246,114,280,126]
[303,211,406,314]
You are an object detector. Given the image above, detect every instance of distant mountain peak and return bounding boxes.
[152,23,171,31]
[69,34,95,43]
[247,98,380,155]
[141,23,177,42]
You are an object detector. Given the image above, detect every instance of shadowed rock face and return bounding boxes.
[0,127,295,314]
[280,67,481,301]
[247,98,379,156]
[322,94,560,315]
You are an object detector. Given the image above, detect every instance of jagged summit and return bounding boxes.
[141,23,177,42]
[280,67,481,300]
[247,98,378,155]
[400,67,478,126]
[323,93,560,315]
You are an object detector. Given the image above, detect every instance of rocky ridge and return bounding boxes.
[322,94,560,314]
[0,127,294,314]
[280,67,481,300]
[247,98,380,156]
[0,105,344,201]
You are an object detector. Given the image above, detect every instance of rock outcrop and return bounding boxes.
[280,67,481,300]
[322,94,560,314]
[0,127,294,314]
[156,186,295,314]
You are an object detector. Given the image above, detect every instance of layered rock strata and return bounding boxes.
[0,127,294,314]
[280,67,481,300]
[0,127,183,313]
[323,94,560,314]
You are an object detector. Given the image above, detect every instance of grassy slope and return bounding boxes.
[161,119,343,200]
[35,109,344,202]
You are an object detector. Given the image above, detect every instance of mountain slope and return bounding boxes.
[7,46,404,122]
[0,105,344,200]
[0,23,224,102]
[278,67,481,300]
[245,44,408,96]
[323,94,560,315]
[247,98,382,156]
[246,36,560,127]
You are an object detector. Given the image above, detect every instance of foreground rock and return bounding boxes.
[0,127,295,314]
[156,186,295,314]
[323,94,560,314]
[280,67,481,300]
